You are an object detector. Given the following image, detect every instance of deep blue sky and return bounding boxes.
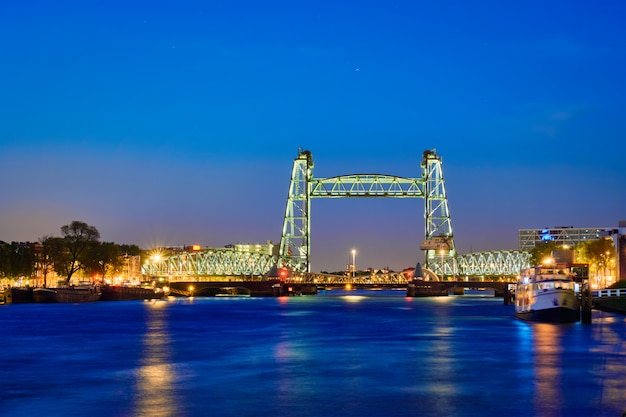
[1,1,625,271]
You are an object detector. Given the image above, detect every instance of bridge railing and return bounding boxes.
[291,272,411,285]
[593,289,626,298]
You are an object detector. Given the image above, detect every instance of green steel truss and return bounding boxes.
[140,248,530,280]
[140,149,530,280]
[456,251,531,277]
[141,248,302,278]
[279,149,313,272]
[279,148,454,273]
[310,175,425,198]
[422,150,456,276]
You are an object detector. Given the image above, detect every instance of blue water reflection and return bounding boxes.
[1,290,625,416]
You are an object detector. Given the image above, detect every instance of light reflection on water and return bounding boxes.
[1,291,626,417]
[341,295,367,302]
[532,324,563,417]
[134,302,176,417]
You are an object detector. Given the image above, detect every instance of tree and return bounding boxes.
[83,242,123,281]
[0,242,8,279]
[49,221,101,284]
[0,242,35,281]
[37,235,55,287]
[12,242,35,279]
[45,237,70,285]
[119,244,142,257]
[576,238,615,286]
[529,241,562,266]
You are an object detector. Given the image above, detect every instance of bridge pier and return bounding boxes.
[503,284,514,305]
[407,284,415,297]
[581,281,592,324]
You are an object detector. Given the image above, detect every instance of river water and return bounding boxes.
[1,290,625,417]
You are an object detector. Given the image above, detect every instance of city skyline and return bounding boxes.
[1,1,625,271]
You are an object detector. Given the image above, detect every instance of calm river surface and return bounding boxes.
[1,290,626,417]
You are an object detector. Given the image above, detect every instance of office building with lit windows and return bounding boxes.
[518,226,612,251]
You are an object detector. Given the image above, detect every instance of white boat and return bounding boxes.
[515,265,580,323]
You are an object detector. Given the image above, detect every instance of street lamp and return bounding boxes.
[351,249,357,278]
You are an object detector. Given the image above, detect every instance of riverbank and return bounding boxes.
[594,298,626,315]
[594,281,626,315]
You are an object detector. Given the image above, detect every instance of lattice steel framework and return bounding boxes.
[279,149,313,272]
[141,149,530,279]
[456,250,531,277]
[140,248,531,280]
[295,272,411,285]
[279,148,453,273]
[141,248,302,279]
[422,150,456,276]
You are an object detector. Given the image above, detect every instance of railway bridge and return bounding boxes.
[142,149,530,281]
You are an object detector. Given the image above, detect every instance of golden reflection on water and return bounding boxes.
[341,295,367,303]
[532,324,562,416]
[134,301,176,417]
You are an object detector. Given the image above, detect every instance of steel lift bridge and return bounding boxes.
[142,149,529,280]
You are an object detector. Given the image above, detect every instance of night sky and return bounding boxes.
[1,1,625,272]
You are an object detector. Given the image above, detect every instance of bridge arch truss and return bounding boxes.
[141,248,304,279]
[455,250,530,278]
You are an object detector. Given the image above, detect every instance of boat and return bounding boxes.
[514,265,580,323]
[33,284,101,303]
[0,287,35,304]
[99,285,166,301]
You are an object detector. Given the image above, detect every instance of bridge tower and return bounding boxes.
[279,149,313,272]
[422,150,456,276]
[279,148,457,276]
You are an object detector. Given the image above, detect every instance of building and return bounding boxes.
[611,221,626,282]
[227,241,278,256]
[520,223,626,284]
[518,226,612,251]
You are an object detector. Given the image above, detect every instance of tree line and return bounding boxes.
[530,238,616,279]
[0,221,142,287]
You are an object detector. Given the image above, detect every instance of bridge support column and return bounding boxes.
[503,284,511,305]
[407,284,415,297]
[581,280,592,324]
